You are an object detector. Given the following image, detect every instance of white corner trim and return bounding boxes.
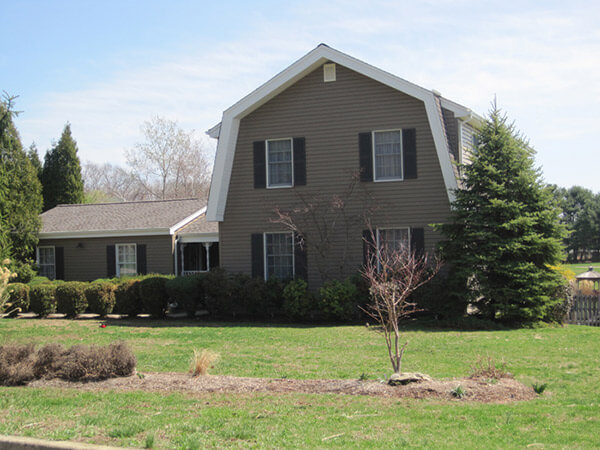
[177,231,219,243]
[206,122,221,139]
[206,44,462,220]
[169,206,207,235]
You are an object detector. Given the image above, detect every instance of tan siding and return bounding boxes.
[220,63,451,288]
[38,235,174,281]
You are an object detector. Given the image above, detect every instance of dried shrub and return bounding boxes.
[0,343,36,385]
[469,356,512,380]
[56,282,89,317]
[190,349,219,376]
[29,284,57,317]
[85,282,117,316]
[6,283,30,316]
[0,341,136,385]
[114,279,142,317]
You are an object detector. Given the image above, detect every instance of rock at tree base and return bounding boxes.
[388,372,433,386]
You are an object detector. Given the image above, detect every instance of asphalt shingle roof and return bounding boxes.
[40,198,207,234]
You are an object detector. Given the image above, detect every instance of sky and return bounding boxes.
[3,0,599,191]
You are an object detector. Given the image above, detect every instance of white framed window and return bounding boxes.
[116,243,137,277]
[376,228,410,256]
[373,130,403,181]
[266,138,293,188]
[37,246,56,280]
[264,232,294,280]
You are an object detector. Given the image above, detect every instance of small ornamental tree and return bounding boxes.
[436,104,566,324]
[42,124,85,211]
[362,231,440,374]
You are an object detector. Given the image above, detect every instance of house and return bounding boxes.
[37,198,218,281]
[206,44,481,288]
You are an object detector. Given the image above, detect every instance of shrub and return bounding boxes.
[282,278,315,320]
[114,279,142,317]
[138,275,170,317]
[244,276,284,319]
[469,356,512,380]
[165,275,204,318]
[411,270,468,320]
[190,349,219,376]
[202,269,234,317]
[56,282,89,317]
[29,284,57,317]
[9,260,37,284]
[318,278,360,322]
[545,281,575,324]
[0,341,136,385]
[28,276,52,286]
[85,282,117,316]
[6,283,30,315]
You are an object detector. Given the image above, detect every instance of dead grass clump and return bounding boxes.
[0,341,136,386]
[469,356,512,380]
[190,349,219,376]
[0,344,36,386]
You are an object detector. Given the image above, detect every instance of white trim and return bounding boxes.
[36,245,56,280]
[115,243,137,277]
[169,207,207,235]
[207,44,463,221]
[372,129,404,182]
[263,231,295,281]
[178,232,219,243]
[266,138,294,189]
[39,228,171,239]
[206,122,221,139]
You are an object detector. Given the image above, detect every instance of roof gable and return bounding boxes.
[207,44,470,221]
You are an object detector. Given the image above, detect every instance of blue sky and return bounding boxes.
[3,0,599,191]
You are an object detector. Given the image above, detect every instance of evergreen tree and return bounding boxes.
[27,142,43,182]
[436,105,566,324]
[0,96,43,261]
[42,124,84,210]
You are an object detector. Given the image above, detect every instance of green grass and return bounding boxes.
[1,319,600,448]
[563,263,599,275]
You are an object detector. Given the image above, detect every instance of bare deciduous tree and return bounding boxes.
[126,116,210,201]
[82,162,147,202]
[361,229,441,374]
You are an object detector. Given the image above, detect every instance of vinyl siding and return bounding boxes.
[38,235,174,281]
[461,122,476,166]
[220,63,452,288]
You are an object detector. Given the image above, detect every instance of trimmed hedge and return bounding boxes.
[6,283,30,316]
[56,282,88,317]
[29,284,57,317]
[138,275,170,317]
[165,275,203,318]
[85,282,117,316]
[282,278,315,320]
[318,279,360,321]
[114,279,142,317]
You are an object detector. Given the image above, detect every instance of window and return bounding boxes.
[373,130,403,181]
[264,232,294,280]
[116,244,137,277]
[267,139,293,187]
[377,228,410,255]
[37,246,55,280]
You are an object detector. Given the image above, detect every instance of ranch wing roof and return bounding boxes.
[40,198,206,235]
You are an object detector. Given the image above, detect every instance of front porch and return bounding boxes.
[175,232,219,276]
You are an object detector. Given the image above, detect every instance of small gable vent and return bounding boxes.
[323,63,336,82]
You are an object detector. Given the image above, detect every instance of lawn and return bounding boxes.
[563,263,599,276]
[1,319,600,448]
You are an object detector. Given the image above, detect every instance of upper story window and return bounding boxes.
[116,243,137,277]
[37,246,56,280]
[373,130,403,181]
[264,232,294,280]
[267,139,293,188]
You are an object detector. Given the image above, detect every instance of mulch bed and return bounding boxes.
[28,372,536,403]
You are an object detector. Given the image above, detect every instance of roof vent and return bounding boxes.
[323,63,336,82]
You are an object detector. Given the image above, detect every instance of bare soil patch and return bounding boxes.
[28,372,535,403]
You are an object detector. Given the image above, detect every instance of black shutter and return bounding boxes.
[411,228,425,256]
[253,141,266,189]
[362,229,376,267]
[106,245,116,278]
[359,132,373,182]
[55,247,64,280]
[293,137,306,186]
[294,233,307,280]
[403,128,417,179]
[137,244,147,275]
[251,234,264,279]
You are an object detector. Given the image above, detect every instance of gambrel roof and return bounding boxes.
[206,44,481,221]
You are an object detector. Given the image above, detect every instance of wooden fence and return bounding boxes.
[567,294,600,326]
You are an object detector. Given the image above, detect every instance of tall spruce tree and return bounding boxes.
[436,105,566,324]
[42,124,84,210]
[0,96,43,261]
